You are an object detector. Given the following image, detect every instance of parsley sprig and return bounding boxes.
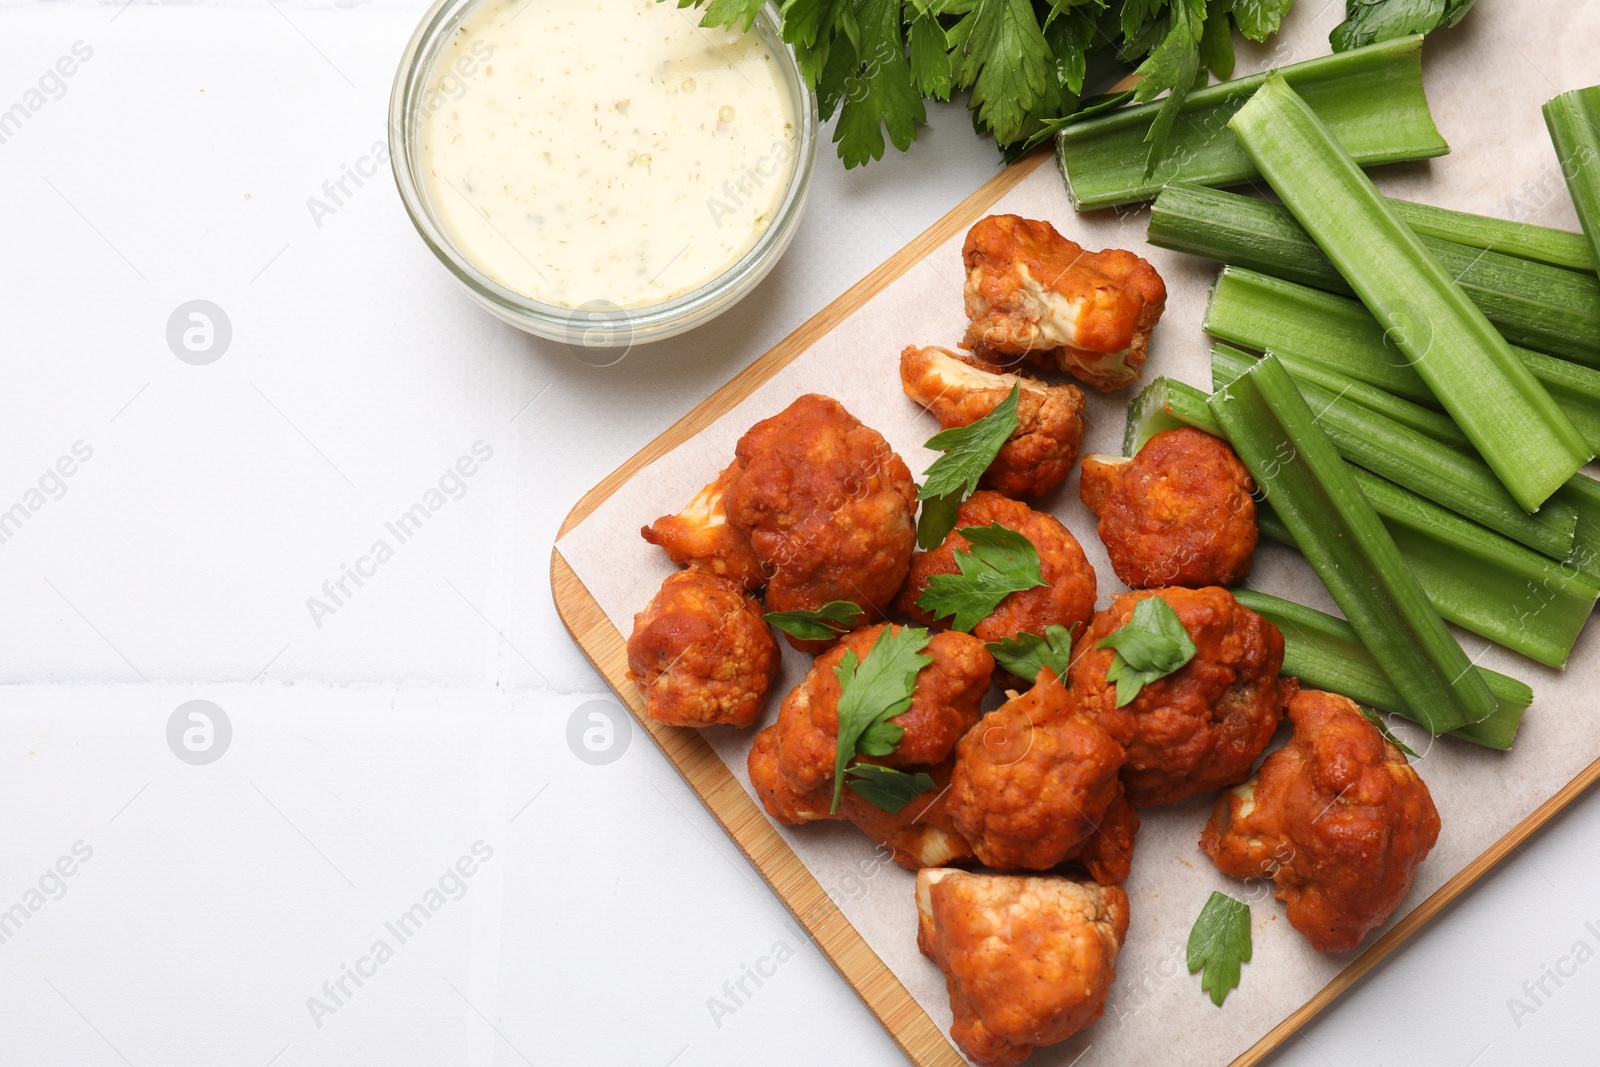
[985,624,1076,684]
[764,601,865,642]
[673,1,1298,170]
[1096,595,1197,706]
[916,384,1019,550]
[1187,891,1252,1006]
[831,626,935,813]
[916,523,1048,633]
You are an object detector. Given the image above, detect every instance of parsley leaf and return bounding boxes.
[764,601,866,642]
[916,523,1048,633]
[845,764,938,812]
[945,0,1053,148]
[1330,0,1475,52]
[1122,0,1169,41]
[916,384,1019,549]
[1187,891,1252,1006]
[1360,705,1420,758]
[917,491,966,552]
[985,624,1077,683]
[908,7,954,99]
[1096,595,1197,707]
[1230,0,1292,41]
[824,0,928,168]
[1133,0,1207,178]
[1200,0,1235,80]
[691,0,767,32]
[831,626,934,813]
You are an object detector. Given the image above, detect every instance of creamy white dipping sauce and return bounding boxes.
[418,0,800,310]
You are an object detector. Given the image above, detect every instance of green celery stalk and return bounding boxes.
[1209,342,1468,449]
[1230,76,1591,513]
[1529,354,1600,453]
[1203,268,1600,453]
[1132,378,1600,666]
[1230,588,1529,750]
[1149,184,1600,363]
[1389,198,1594,273]
[1257,471,1600,669]
[1122,377,1222,454]
[1056,36,1448,211]
[1554,474,1600,581]
[1545,87,1600,273]
[1151,181,1594,276]
[1209,355,1496,732]
[1211,346,1579,561]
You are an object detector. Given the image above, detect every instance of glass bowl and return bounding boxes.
[388,0,817,351]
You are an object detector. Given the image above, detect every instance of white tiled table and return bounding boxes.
[2,1,1596,1064]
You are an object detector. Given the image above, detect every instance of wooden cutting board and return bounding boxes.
[551,144,1600,1065]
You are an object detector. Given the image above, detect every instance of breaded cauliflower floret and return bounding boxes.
[917,869,1129,1067]
[626,570,779,728]
[1080,428,1258,589]
[900,345,1087,499]
[1071,587,1289,806]
[724,395,918,647]
[960,214,1167,392]
[1201,689,1441,953]
[747,624,994,821]
[641,461,766,591]
[947,670,1126,872]
[896,492,1097,658]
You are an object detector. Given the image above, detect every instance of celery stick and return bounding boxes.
[1390,198,1594,273]
[1122,377,1222,454]
[1545,87,1600,273]
[1056,36,1448,210]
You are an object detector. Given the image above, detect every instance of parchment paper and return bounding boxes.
[556,3,1600,1062]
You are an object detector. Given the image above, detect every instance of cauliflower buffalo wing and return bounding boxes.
[899,345,1087,499]
[961,214,1167,392]
[896,491,1097,652]
[1071,587,1288,806]
[626,570,779,728]
[641,462,766,591]
[947,670,1130,876]
[917,868,1129,1067]
[1080,428,1258,589]
[1201,689,1441,952]
[723,394,918,645]
[747,624,993,866]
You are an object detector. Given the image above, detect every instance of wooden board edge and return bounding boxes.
[557,147,1055,540]
[1228,749,1600,1066]
[551,548,966,1067]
